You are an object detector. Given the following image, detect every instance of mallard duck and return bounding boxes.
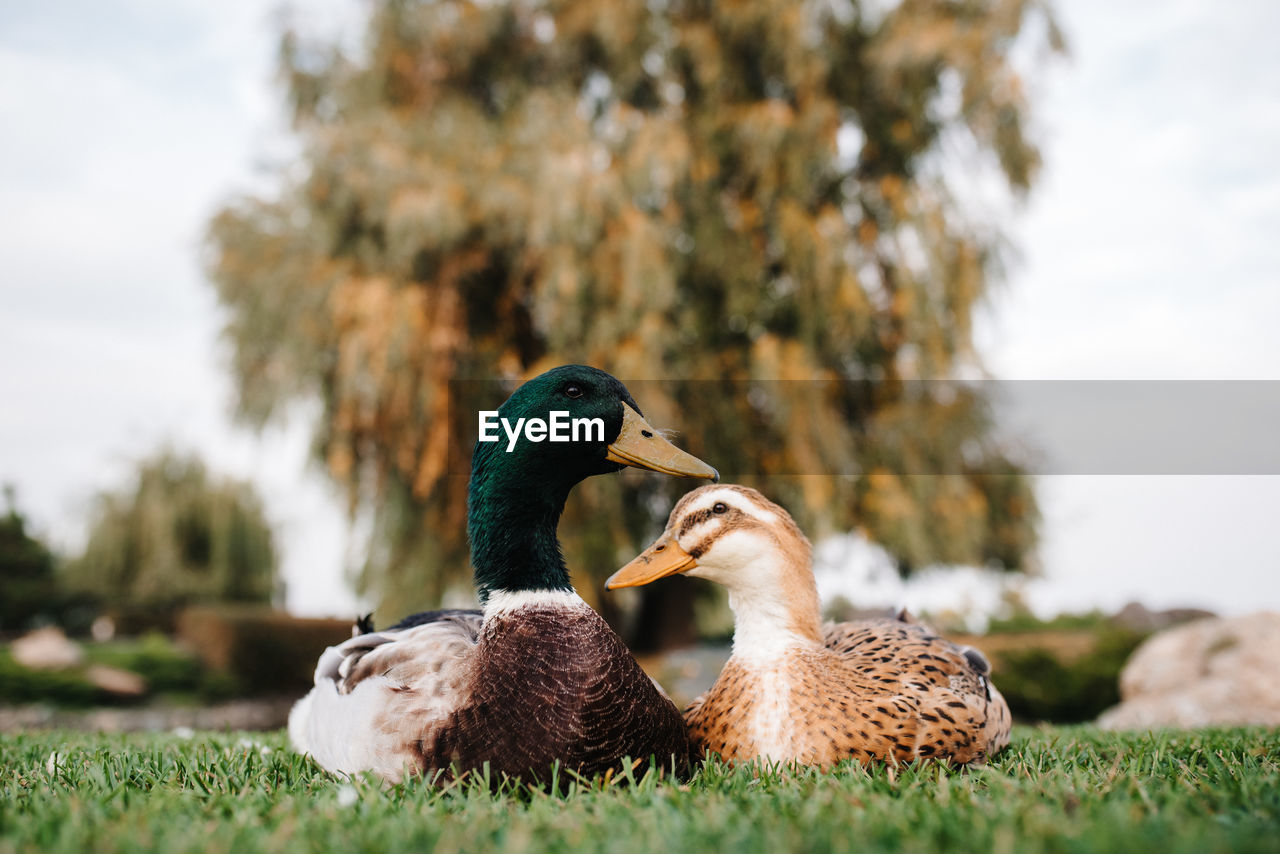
[288,365,718,784]
[606,485,1011,768]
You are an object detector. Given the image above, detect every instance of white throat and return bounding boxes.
[687,539,818,664]
[727,587,815,663]
[483,588,588,619]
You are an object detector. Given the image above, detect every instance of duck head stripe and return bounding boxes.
[668,485,811,559]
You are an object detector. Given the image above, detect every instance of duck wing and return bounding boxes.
[823,618,1012,764]
[288,609,482,781]
[380,608,483,632]
[323,609,482,694]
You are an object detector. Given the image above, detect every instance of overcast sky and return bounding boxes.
[1,0,1277,621]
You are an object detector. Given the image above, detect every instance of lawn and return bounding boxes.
[1,727,1277,854]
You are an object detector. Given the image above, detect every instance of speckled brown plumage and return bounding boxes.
[611,485,1011,769]
[685,615,1011,767]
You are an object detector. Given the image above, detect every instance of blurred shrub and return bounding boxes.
[0,633,241,707]
[176,606,351,696]
[100,608,180,638]
[994,629,1147,723]
[0,648,101,706]
[986,609,1115,634]
[84,633,205,695]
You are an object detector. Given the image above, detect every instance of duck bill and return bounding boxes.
[605,404,719,481]
[605,536,698,589]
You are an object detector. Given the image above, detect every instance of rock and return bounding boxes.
[90,616,116,642]
[1110,601,1216,634]
[85,665,148,698]
[1098,611,1280,729]
[10,627,84,670]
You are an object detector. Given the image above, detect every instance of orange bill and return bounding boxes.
[605,535,697,589]
[605,404,719,481]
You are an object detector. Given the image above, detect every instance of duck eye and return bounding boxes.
[564,384,584,399]
[713,502,728,514]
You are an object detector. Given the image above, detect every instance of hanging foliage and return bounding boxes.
[207,0,1059,632]
[66,452,280,611]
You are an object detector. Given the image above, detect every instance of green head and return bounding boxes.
[467,365,718,601]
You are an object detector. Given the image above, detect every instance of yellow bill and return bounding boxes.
[605,535,697,589]
[606,404,719,481]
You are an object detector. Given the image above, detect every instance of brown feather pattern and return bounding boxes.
[324,602,691,784]
[421,605,691,781]
[686,617,1011,767]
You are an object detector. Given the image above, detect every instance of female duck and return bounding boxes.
[289,365,718,783]
[607,485,1010,768]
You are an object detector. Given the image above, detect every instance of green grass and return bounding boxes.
[2,727,1277,853]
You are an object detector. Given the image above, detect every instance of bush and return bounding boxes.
[83,633,206,695]
[994,628,1147,723]
[0,634,241,707]
[986,609,1115,634]
[176,606,351,696]
[0,649,101,706]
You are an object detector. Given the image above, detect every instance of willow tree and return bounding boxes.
[65,452,280,612]
[207,0,1058,644]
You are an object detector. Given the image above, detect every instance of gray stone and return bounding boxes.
[85,665,148,698]
[10,627,83,670]
[1098,611,1280,729]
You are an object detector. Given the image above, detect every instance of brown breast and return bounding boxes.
[417,605,693,784]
